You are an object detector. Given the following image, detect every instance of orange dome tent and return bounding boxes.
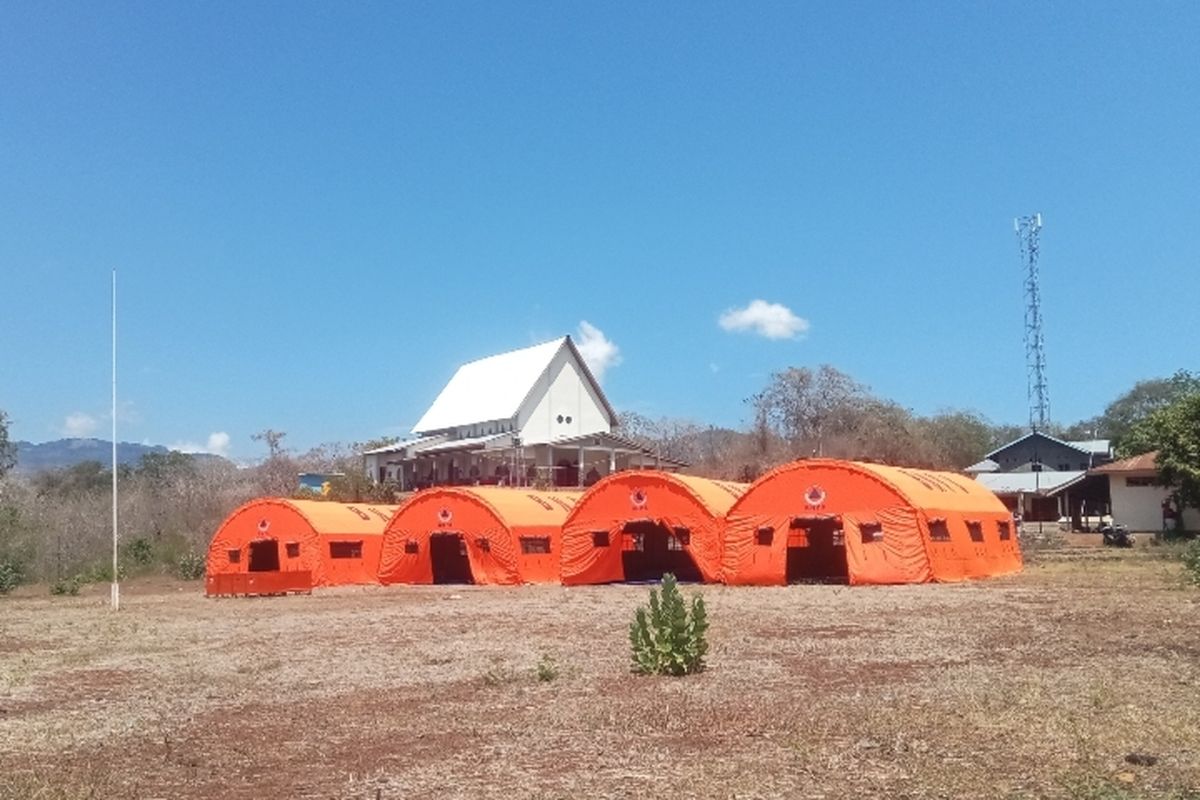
[378,487,582,585]
[723,460,1021,586]
[560,471,748,585]
[206,499,398,596]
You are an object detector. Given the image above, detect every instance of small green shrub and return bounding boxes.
[535,653,559,682]
[629,573,709,677]
[122,536,154,567]
[176,551,206,580]
[0,560,22,594]
[79,562,124,584]
[50,575,83,596]
[1181,539,1200,586]
[482,663,519,686]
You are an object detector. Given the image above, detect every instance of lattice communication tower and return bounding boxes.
[1015,213,1049,431]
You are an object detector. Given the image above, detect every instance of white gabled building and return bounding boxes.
[364,336,679,489]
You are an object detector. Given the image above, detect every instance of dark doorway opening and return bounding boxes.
[429,532,473,584]
[248,539,281,572]
[555,459,579,487]
[786,516,848,584]
[620,520,702,583]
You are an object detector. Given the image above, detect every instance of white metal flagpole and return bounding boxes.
[111,269,120,611]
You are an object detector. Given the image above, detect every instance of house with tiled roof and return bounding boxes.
[1091,452,1200,532]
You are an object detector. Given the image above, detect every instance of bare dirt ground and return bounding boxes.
[2,548,1199,800]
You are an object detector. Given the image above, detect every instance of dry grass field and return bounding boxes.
[3,544,1199,799]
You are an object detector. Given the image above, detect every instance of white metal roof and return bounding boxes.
[1067,439,1112,456]
[362,434,448,456]
[420,432,513,455]
[412,338,569,434]
[975,470,1087,496]
[964,458,999,474]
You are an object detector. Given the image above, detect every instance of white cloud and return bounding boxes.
[62,412,99,437]
[170,431,232,457]
[576,320,622,383]
[718,299,810,340]
[205,432,231,457]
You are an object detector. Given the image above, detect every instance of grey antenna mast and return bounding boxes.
[1015,213,1049,432]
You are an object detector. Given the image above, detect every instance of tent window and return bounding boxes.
[227,549,241,564]
[756,527,774,546]
[520,537,551,555]
[832,529,845,547]
[673,527,691,546]
[592,531,610,547]
[860,522,884,544]
[404,540,419,554]
[285,541,300,558]
[998,521,1011,541]
[967,521,984,543]
[476,537,490,552]
[928,519,951,542]
[329,541,363,559]
[667,535,684,552]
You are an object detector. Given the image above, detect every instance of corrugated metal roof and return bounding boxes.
[419,432,513,454]
[548,431,689,467]
[1068,439,1112,456]
[362,434,448,455]
[1091,451,1158,474]
[974,470,1087,496]
[964,458,999,473]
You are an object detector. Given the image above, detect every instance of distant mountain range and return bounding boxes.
[13,438,227,474]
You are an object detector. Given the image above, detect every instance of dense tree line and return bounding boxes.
[0,367,1196,590]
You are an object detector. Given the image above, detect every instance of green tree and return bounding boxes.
[1100,370,1200,447]
[917,410,1001,469]
[137,450,197,484]
[33,461,112,497]
[0,410,16,479]
[1123,392,1200,511]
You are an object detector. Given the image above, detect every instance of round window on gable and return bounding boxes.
[565,415,572,424]
[556,414,564,424]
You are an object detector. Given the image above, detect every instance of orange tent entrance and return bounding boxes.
[206,499,398,596]
[560,471,748,585]
[723,459,1022,586]
[377,487,582,586]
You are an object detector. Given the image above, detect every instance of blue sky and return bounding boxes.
[2,1,1197,459]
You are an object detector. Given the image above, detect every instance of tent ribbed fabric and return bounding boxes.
[378,487,582,585]
[560,471,747,584]
[723,460,1022,585]
[206,498,397,590]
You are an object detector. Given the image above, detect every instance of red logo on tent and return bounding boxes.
[631,489,648,509]
[257,519,270,534]
[437,508,453,525]
[804,485,827,508]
